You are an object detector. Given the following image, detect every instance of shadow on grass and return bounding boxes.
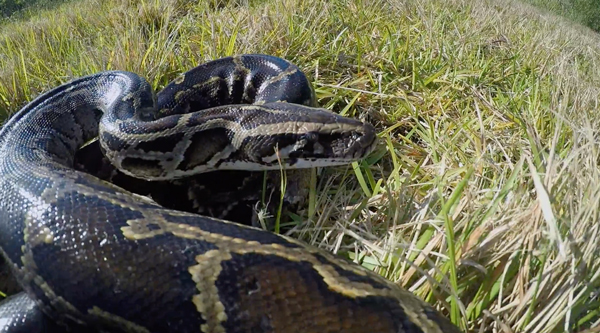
[524,0,600,33]
[1,0,72,21]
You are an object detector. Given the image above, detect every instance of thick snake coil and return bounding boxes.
[0,55,461,333]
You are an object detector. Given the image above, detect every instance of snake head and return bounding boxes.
[240,102,378,169]
[104,102,377,180]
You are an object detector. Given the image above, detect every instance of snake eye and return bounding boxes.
[301,132,325,155]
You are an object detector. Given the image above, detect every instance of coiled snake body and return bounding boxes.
[0,55,460,333]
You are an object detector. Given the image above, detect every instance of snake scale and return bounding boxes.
[0,54,461,333]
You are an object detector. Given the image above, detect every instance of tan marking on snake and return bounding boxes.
[121,216,400,300]
[120,216,448,332]
[173,74,185,85]
[88,307,151,333]
[17,246,88,328]
[191,76,222,91]
[188,250,231,333]
[261,66,298,89]
[232,56,253,101]
[174,90,193,104]
[18,187,55,246]
[23,221,53,246]
[106,111,362,176]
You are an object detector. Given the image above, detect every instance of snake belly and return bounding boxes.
[0,55,461,333]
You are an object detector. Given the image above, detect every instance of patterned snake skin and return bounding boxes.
[0,55,461,333]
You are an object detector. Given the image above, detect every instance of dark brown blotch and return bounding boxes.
[121,158,164,178]
[218,254,402,333]
[178,128,232,171]
[134,133,185,153]
[101,132,132,152]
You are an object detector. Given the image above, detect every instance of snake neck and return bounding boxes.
[0,71,154,170]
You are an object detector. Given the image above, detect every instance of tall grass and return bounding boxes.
[1,0,600,332]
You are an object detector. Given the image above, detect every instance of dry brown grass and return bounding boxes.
[2,0,600,331]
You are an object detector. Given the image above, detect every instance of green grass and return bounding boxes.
[523,0,600,32]
[0,0,71,22]
[2,0,600,332]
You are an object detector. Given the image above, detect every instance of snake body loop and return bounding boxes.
[0,55,460,333]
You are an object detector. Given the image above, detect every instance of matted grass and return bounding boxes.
[1,0,600,332]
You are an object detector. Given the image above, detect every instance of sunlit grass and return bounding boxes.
[1,0,600,332]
